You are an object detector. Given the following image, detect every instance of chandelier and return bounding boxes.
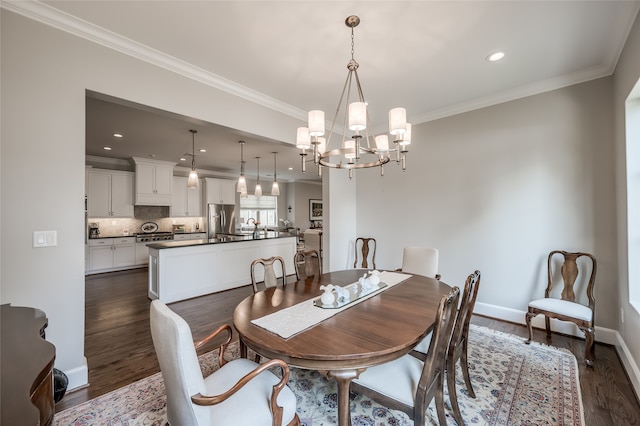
[296,15,412,179]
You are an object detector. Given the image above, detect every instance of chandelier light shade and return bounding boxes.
[187,129,199,188]
[254,157,262,197]
[237,141,248,194]
[296,15,414,178]
[271,152,280,196]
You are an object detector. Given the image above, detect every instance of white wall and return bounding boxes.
[0,11,303,389]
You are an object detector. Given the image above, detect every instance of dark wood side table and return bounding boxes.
[1,304,56,426]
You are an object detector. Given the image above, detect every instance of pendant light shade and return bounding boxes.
[237,141,247,193]
[187,130,199,188]
[271,152,280,196]
[254,157,262,197]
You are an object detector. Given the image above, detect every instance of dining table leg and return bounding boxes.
[321,368,365,426]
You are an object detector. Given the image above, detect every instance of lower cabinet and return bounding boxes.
[88,237,136,274]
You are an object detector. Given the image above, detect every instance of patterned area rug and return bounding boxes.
[54,325,584,425]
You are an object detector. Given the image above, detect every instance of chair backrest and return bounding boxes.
[449,270,481,358]
[401,247,439,278]
[250,256,287,293]
[354,237,377,269]
[415,286,460,416]
[150,300,210,425]
[546,250,597,310]
[294,249,321,281]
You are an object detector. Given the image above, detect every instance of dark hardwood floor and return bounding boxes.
[56,268,640,425]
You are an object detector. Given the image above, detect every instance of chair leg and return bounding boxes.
[525,312,535,344]
[446,357,464,426]
[582,326,595,367]
[434,375,449,426]
[459,342,475,399]
[544,315,551,336]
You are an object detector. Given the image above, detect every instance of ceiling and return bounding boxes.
[10,1,640,182]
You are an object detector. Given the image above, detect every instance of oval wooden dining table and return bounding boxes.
[233,269,452,426]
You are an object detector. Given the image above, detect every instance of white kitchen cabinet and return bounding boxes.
[88,237,136,273]
[190,233,207,240]
[173,234,191,241]
[132,157,175,205]
[135,242,150,265]
[87,169,134,218]
[204,178,236,205]
[171,176,202,217]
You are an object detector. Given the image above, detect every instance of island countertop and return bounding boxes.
[147,234,297,303]
[146,231,295,250]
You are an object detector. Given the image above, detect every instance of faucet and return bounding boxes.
[247,218,259,238]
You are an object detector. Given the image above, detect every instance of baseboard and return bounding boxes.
[474,302,640,399]
[62,356,89,391]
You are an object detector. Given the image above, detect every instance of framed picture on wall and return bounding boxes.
[309,199,323,220]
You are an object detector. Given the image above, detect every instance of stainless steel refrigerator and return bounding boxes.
[208,204,236,238]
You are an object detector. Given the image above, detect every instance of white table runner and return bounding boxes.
[251,271,412,339]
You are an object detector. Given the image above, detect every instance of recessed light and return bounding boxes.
[113,133,123,138]
[180,157,186,161]
[487,51,505,62]
[103,146,112,151]
[288,167,293,171]
[199,149,206,153]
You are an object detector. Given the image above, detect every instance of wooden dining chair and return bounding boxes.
[399,247,441,279]
[149,300,300,426]
[354,237,376,269]
[294,249,321,281]
[526,250,597,366]
[350,286,460,426]
[411,270,481,425]
[250,256,287,293]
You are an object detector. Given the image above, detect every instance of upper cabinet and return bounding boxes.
[132,157,175,205]
[171,176,202,217]
[87,169,134,218]
[204,178,236,205]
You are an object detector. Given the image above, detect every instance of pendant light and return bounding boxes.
[254,157,262,197]
[271,152,280,196]
[237,141,247,195]
[187,129,199,188]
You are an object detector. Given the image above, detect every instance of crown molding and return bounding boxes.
[1,0,307,122]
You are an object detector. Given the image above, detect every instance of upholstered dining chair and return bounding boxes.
[411,270,481,426]
[354,237,376,269]
[399,247,441,279]
[351,286,460,426]
[294,249,321,281]
[250,256,287,293]
[149,300,300,426]
[526,250,597,366]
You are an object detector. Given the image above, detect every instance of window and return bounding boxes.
[239,195,278,228]
[626,78,640,314]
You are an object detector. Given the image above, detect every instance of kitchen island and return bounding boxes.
[147,232,297,303]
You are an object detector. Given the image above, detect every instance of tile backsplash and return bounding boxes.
[88,206,204,237]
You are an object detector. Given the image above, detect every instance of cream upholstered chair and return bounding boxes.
[400,247,441,279]
[354,237,376,269]
[149,300,300,426]
[351,286,460,426]
[250,256,287,293]
[526,250,597,366]
[294,249,321,281]
[411,270,481,426]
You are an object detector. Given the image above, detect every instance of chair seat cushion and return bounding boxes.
[528,298,593,322]
[353,354,424,407]
[202,358,297,426]
[412,332,432,354]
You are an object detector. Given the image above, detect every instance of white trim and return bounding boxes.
[474,301,640,399]
[1,0,306,122]
[62,356,89,391]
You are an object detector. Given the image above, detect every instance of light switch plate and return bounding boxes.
[33,230,57,248]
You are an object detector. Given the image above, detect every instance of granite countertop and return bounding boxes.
[146,231,296,249]
[89,231,206,240]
